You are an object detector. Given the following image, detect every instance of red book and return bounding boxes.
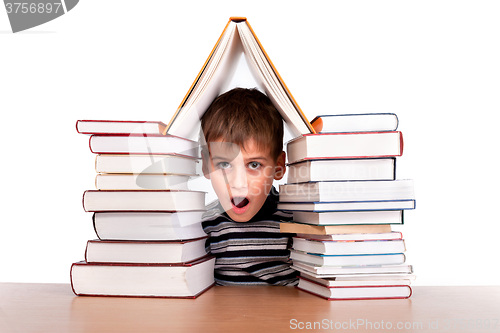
[70,256,215,298]
[286,131,403,164]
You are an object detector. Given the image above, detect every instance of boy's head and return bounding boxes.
[201,88,286,222]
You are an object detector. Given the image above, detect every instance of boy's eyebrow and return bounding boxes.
[210,154,270,162]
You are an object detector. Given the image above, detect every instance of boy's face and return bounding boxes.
[202,138,285,222]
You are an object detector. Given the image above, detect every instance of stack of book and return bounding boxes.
[71,120,215,298]
[279,113,416,300]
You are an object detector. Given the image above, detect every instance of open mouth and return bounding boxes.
[231,197,250,211]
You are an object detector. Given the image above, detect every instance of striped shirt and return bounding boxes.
[202,189,298,286]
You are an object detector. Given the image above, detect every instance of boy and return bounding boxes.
[200,88,298,286]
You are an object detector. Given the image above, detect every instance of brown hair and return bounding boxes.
[201,88,284,160]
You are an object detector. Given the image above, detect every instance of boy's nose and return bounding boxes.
[228,165,248,192]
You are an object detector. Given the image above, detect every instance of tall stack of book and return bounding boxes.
[279,113,416,300]
[71,120,215,298]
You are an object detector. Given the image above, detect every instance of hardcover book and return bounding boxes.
[297,277,412,300]
[286,131,403,164]
[82,190,206,212]
[310,113,398,133]
[85,238,208,264]
[76,120,167,135]
[93,211,207,241]
[70,256,215,298]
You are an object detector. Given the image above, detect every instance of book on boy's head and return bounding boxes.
[82,190,206,212]
[286,131,403,164]
[277,200,416,212]
[95,154,199,175]
[76,120,167,135]
[93,211,207,241]
[279,222,392,235]
[287,158,396,183]
[85,238,208,264]
[165,17,315,140]
[310,113,399,133]
[70,256,215,298]
[291,210,403,226]
[279,179,414,203]
[297,277,412,300]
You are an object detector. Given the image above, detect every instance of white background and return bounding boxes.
[1,0,499,285]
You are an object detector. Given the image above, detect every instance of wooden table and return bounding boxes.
[1,283,499,332]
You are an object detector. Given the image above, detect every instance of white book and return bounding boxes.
[277,200,416,212]
[310,113,399,133]
[95,174,191,190]
[293,237,406,255]
[76,120,166,135]
[299,271,415,287]
[95,154,198,175]
[286,131,403,164]
[279,180,414,203]
[85,238,208,264]
[292,210,403,225]
[93,211,206,241]
[287,158,395,183]
[296,231,403,241]
[71,256,215,298]
[297,278,411,300]
[292,261,413,277]
[89,135,199,157]
[82,190,206,212]
[290,250,406,267]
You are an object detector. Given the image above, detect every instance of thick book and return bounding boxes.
[82,190,206,212]
[277,200,416,212]
[93,211,207,241]
[279,180,414,203]
[95,154,199,175]
[290,250,406,267]
[76,120,166,135]
[292,237,406,255]
[310,113,398,133]
[292,261,413,277]
[165,17,314,140]
[89,134,200,157]
[297,277,412,300]
[286,131,403,164]
[291,210,403,226]
[95,174,191,191]
[280,222,392,235]
[70,256,215,298]
[85,238,208,264]
[287,158,395,183]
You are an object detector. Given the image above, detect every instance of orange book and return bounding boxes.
[165,17,315,140]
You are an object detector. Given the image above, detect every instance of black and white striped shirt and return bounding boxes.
[202,189,298,286]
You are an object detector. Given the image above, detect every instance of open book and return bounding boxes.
[165,17,315,140]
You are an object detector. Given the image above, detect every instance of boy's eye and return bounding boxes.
[216,162,231,170]
[247,162,262,170]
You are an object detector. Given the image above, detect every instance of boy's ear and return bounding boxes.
[274,151,286,181]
